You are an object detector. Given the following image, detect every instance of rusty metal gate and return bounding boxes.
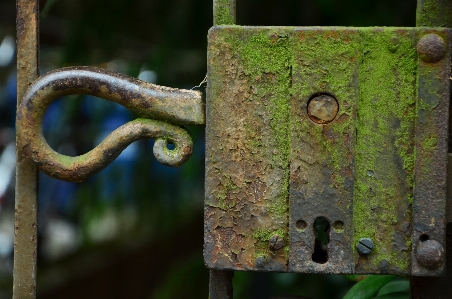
[13,0,452,298]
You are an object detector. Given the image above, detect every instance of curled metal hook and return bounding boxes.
[17,66,205,182]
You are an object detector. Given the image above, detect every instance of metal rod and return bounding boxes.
[209,270,233,299]
[213,0,236,25]
[416,0,452,27]
[208,2,235,297]
[14,0,39,298]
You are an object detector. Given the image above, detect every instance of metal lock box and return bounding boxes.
[204,27,451,276]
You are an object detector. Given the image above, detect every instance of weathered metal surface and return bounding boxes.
[289,28,357,274]
[418,0,452,160]
[20,67,204,126]
[411,29,451,276]
[205,26,450,276]
[411,223,452,298]
[213,0,235,26]
[410,4,452,297]
[417,0,452,28]
[205,27,292,272]
[16,66,204,182]
[447,154,452,223]
[14,0,39,298]
[352,29,419,275]
[209,270,233,299]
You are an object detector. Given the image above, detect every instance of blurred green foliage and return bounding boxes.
[343,276,410,299]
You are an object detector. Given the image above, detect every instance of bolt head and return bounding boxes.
[269,234,284,251]
[417,33,446,63]
[307,94,339,124]
[416,239,445,269]
[357,238,374,255]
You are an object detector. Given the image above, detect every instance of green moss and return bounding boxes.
[289,29,361,196]
[218,29,292,227]
[216,175,239,210]
[244,123,262,154]
[283,246,290,259]
[352,29,417,272]
[252,227,286,257]
[422,135,438,151]
[235,31,292,169]
[213,0,235,25]
[416,0,452,27]
[416,135,438,174]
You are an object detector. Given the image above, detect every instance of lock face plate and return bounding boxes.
[204,27,451,275]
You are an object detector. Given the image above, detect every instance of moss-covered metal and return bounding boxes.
[204,26,451,276]
[213,0,235,26]
[353,29,417,274]
[205,27,292,272]
[289,28,359,274]
[417,0,452,28]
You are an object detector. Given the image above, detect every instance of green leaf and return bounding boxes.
[377,279,410,297]
[343,275,395,299]
[345,274,368,282]
[377,292,410,299]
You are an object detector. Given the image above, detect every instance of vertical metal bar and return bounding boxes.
[213,0,236,25]
[412,156,452,296]
[411,223,452,298]
[210,1,235,297]
[412,1,452,297]
[447,154,452,222]
[209,270,233,299]
[417,0,452,27]
[14,0,39,298]
[411,28,451,276]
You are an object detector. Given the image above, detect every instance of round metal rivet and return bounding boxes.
[416,238,445,269]
[307,94,339,124]
[417,33,446,63]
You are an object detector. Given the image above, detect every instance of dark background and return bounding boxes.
[0,0,417,298]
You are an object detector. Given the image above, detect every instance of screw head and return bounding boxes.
[307,94,339,124]
[269,234,284,251]
[357,238,374,255]
[417,33,446,63]
[255,255,268,267]
[416,239,445,269]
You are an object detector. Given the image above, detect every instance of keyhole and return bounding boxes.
[312,217,330,264]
